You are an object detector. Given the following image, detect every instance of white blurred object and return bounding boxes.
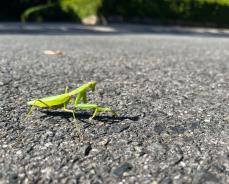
[43,50,64,56]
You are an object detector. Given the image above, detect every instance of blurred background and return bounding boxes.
[1,0,229,27]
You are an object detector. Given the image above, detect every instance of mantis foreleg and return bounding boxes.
[73,91,88,106]
[82,92,87,103]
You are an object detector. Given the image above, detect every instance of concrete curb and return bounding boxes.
[0,23,229,37]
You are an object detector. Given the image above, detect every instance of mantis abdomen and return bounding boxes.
[27,93,70,108]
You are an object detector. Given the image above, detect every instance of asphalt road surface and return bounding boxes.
[0,25,229,184]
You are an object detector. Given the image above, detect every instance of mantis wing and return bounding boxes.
[27,93,70,107]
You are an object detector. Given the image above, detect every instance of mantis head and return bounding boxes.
[89,81,96,92]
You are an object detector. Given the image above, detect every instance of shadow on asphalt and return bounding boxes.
[0,23,229,37]
[40,110,140,124]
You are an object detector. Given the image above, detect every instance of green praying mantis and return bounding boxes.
[24,81,116,121]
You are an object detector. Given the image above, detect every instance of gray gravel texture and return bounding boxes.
[0,33,229,184]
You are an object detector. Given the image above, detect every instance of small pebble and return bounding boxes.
[98,139,109,146]
[113,162,133,177]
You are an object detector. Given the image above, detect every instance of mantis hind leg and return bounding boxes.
[90,107,98,120]
[22,99,50,122]
[21,105,35,123]
[90,106,117,120]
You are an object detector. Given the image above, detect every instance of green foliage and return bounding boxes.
[101,0,169,18]
[164,0,229,25]
[100,0,229,26]
[2,0,229,26]
[21,3,73,22]
[21,0,102,22]
[60,0,102,20]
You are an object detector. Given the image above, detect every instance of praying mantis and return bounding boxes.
[25,81,116,121]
